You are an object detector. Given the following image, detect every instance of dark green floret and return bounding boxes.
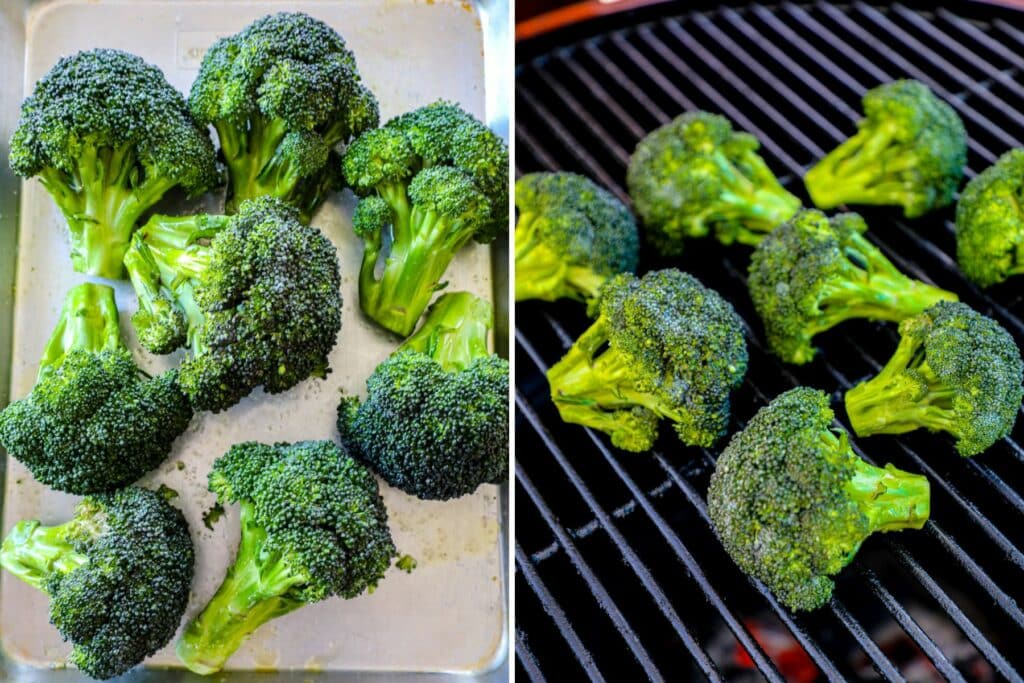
[176,440,396,675]
[514,172,639,302]
[845,301,1023,456]
[338,292,509,501]
[804,79,966,218]
[122,196,343,413]
[955,148,1024,287]
[9,48,220,279]
[708,387,930,612]
[0,283,192,494]
[546,269,748,452]
[748,209,958,364]
[626,111,800,254]
[0,486,194,679]
[343,101,509,336]
[188,12,378,222]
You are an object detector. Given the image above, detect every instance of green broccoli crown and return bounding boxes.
[514,172,639,303]
[748,209,958,364]
[177,440,395,674]
[124,196,343,413]
[338,292,509,501]
[0,486,194,679]
[804,79,966,218]
[9,48,221,279]
[0,284,192,494]
[625,111,800,255]
[547,269,748,451]
[342,101,510,336]
[845,301,1024,456]
[708,387,930,612]
[189,11,379,221]
[955,148,1024,287]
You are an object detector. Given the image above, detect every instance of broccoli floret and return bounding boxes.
[0,284,193,494]
[804,80,966,218]
[955,149,1024,287]
[122,196,342,413]
[338,292,508,501]
[175,441,395,675]
[845,301,1023,456]
[188,12,378,222]
[546,269,748,452]
[0,486,194,679]
[9,49,220,279]
[343,101,509,336]
[514,172,639,302]
[708,387,930,612]
[748,209,958,364]
[625,111,800,254]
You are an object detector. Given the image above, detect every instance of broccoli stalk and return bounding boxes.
[0,518,90,592]
[37,283,121,380]
[399,291,491,371]
[513,212,607,301]
[175,501,305,675]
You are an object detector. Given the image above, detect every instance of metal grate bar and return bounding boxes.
[514,628,547,683]
[558,53,648,141]
[934,7,1024,70]
[832,602,907,682]
[517,391,729,680]
[517,463,665,681]
[584,39,672,124]
[515,541,604,681]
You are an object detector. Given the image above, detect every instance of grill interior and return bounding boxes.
[514,2,1024,681]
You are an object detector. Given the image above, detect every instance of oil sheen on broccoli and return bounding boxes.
[0,283,192,494]
[9,49,220,279]
[0,487,194,680]
[514,172,639,303]
[845,301,1023,456]
[955,148,1024,287]
[748,209,958,364]
[708,387,930,612]
[338,291,509,500]
[804,79,966,218]
[175,441,396,675]
[546,269,748,452]
[626,111,800,254]
[123,196,342,413]
[188,12,378,221]
[343,101,509,336]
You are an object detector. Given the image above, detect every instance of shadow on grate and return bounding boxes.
[515,2,1024,681]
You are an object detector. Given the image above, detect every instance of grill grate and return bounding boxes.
[515,2,1024,680]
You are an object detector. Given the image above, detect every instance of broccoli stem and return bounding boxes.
[845,460,931,532]
[40,144,175,279]
[718,186,802,245]
[399,291,492,371]
[815,269,956,335]
[360,201,475,337]
[514,214,608,301]
[805,123,911,210]
[38,283,122,380]
[0,519,90,593]
[219,116,290,215]
[176,502,306,675]
[845,341,956,436]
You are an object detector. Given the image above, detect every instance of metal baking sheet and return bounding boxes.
[0,0,508,679]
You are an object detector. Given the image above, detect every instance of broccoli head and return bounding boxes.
[845,301,1023,456]
[188,12,378,222]
[748,209,958,364]
[626,111,800,254]
[955,148,1024,287]
[9,48,220,279]
[546,269,748,452]
[0,284,193,494]
[123,196,343,412]
[708,387,930,612]
[343,101,509,336]
[0,486,194,679]
[176,440,396,675]
[804,80,967,218]
[514,172,639,302]
[338,291,508,500]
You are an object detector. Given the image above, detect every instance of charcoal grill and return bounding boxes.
[514,2,1024,680]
